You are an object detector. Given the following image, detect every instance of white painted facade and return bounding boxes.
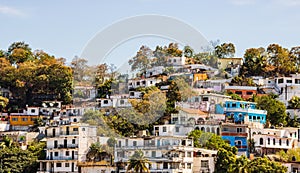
[167,56,186,66]
[37,123,97,173]
[146,66,165,78]
[115,136,195,173]
[252,127,300,155]
[128,77,162,89]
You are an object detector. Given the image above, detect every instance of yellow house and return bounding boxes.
[193,73,208,81]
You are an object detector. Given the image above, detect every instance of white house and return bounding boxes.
[252,127,300,155]
[128,77,163,90]
[115,136,195,173]
[37,123,97,173]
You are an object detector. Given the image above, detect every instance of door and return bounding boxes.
[72,151,75,159]
[71,162,74,172]
[66,127,70,135]
[54,141,58,148]
[52,129,56,137]
[64,139,67,148]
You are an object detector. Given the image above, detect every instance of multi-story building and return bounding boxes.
[252,127,300,155]
[5,107,40,131]
[224,86,259,100]
[128,77,163,90]
[223,100,267,125]
[115,136,191,173]
[221,123,248,156]
[37,123,97,173]
[274,74,300,106]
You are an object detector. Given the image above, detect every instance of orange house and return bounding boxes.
[225,86,258,100]
[9,115,39,126]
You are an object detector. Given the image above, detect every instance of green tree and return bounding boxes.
[126,150,150,173]
[128,45,153,73]
[241,47,267,77]
[215,43,236,58]
[86,142,103,161]
[255,95,287,126]
[183,45,194,58]
[246,157,287,173]
[0,96,9,112]
[267,44,295,76]
[6,41,35,65]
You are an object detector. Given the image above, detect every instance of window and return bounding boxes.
[155,127,159,130]
[133,141,137,146]
[287,79,292,83]
[72,139,76,144]
[120,99,125,105]
[150,81,153,84]
[195,97,199,102]
[82,128,85,131]
[181,163,185,169]
[137,82,140,86]
[12,118,18,121]
[201,160,209,168]
[268,138,270,145]
[279,139,282,146]
[151,151,156,157]
[65,163,69,167]
[22,118,28,121]
[260,138,263,145]
[172,117,178,123]
[175,127,180,133]
[273,138,276,145]
[173,59,176,63]
[235,91,242,95]
[66,151,69,156]
[73,128,78,131]
[278,78,284,84]
[237,127,243,133]
[163,126,167,132]
[142,81,146,85]
[290,133,293,137]
[103,100,108,104]
[31,109,36,113]
[246,91,253,95]
[187,152,192,157]
[287,139,289,146]
[232,103,237,107]
[187,163,191,169]
[163,162,168,169]
[54,152,59,156]
[56,163,62,167]
[202,97,209,101]
[235,140,242,146]
[295,79,300,84]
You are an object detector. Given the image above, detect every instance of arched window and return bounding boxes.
[279,139,282,146]
[273,138,276,145]
[267,138,270,145]
[253,132,256,135]
[286,139,289,146]
[260,138,263,145]
[211,127,215,134]
[195,127,200,130]
[201,127,205,132]
[206,127,210,133]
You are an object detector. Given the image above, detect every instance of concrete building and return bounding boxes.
[37,123,97,173]
[252,127,300,155]
[223,100,267,125]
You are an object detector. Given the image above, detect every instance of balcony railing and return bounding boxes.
[45,156,78,160]
[221,132,248,137]
[60,132,79,135]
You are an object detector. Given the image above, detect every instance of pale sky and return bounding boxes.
[0,0,300,67]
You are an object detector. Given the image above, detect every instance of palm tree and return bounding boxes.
[86,142,102,161]
[126,150,151,173]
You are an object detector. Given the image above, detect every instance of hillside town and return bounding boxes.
[1,42,300,173]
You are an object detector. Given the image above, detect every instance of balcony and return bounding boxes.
[60,131,79,136]
[48,144,78,150]
[45,156,78,160]
[224,108,267,115]
[221,132,248,137]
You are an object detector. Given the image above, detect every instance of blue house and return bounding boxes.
[221,123,249,156]
[223,100,267,124]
